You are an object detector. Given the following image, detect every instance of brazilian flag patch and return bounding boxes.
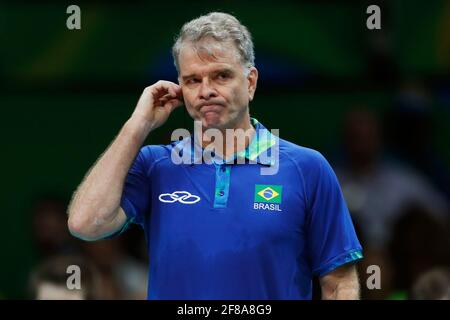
[254,185,282,204]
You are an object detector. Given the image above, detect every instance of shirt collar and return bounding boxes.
[233,118,276,166]
[173,118,276,166]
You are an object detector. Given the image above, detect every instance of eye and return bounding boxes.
[217,72,230,80]
[185,78,200,85]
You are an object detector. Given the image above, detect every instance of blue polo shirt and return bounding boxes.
[120,119,363,299]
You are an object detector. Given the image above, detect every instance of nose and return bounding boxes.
[198,79,218,100]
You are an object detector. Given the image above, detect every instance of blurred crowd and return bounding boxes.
[29,194,148,299]
[330,81,450,300]
[27,81,449,300]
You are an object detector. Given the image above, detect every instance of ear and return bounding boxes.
[247,67,258,101]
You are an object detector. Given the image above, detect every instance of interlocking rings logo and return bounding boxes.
[158,191,201,204]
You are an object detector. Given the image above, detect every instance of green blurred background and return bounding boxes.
[1,0,449,298]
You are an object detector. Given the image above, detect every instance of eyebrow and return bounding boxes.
[181,74,196,82]
[213,68,234,76]
[181,68,235,81]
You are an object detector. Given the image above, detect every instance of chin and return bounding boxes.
[201,116,226,130]
[202,121,223,130]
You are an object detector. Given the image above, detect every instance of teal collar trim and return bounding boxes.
[233,118,276,166]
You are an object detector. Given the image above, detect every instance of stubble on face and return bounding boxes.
[178,39,252,131]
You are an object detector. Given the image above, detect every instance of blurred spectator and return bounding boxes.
[411,267,450,300]
[81,237,148,300]
[388,205,450,298]
[30,193,147,299]
[333,108,448,251]
[385,81,450,200]
[358,247,394,300]
[31,194,81,258]
[29,255,100,300]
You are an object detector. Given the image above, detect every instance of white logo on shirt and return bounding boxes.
[158,191,201,204]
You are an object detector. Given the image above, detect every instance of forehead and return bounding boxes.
[178,40,242,75]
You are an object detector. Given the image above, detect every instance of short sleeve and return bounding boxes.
[120,146,153,228]
[303,151,363,277]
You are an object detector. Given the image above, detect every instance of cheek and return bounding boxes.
[230,86,249,106]
[181,90,195,109]
[184,103,196,118]
[181,96,199,118]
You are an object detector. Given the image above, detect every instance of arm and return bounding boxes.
[67,81,183,241]
[319,263,360,300]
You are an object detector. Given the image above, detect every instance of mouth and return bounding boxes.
[199,104,224,115]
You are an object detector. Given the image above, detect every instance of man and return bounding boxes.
[68,12,363,299]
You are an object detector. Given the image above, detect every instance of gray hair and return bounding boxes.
[172,12,255,74]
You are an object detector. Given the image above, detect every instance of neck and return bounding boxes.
[198,113,255,160]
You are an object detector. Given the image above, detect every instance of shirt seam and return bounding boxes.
[281,149,309,213]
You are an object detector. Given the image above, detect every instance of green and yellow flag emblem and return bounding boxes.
[254,185,282,204]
